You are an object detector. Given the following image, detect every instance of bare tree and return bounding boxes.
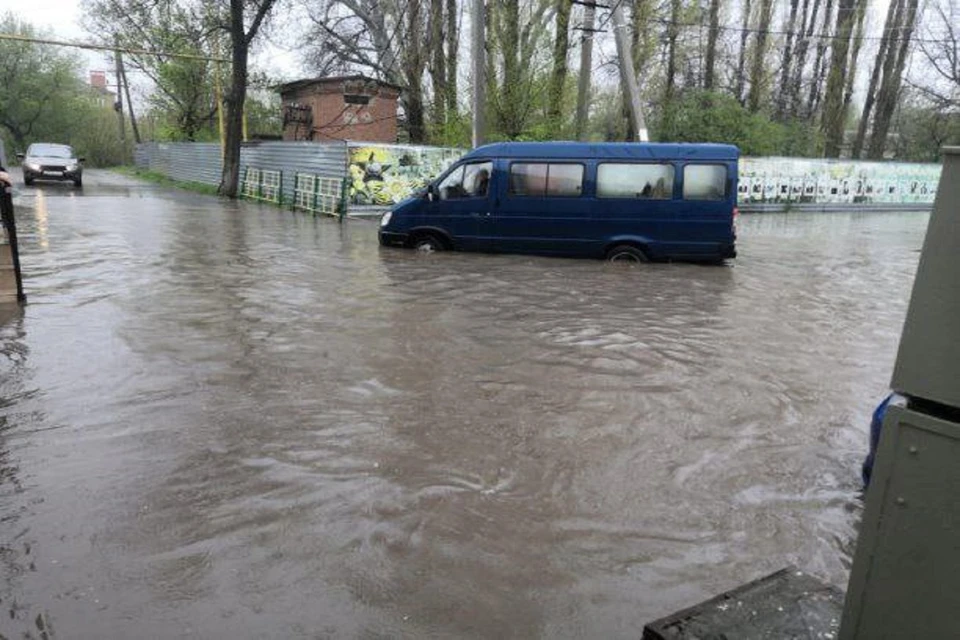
[853,0,901,157]
[821,0,859,157]
[735,0,752,104]
[867,0,921,158]
[220,0,279,197]
[665,0,683,103]
[788,0,819,116]
[807,0,835,118]
[429,0,447,125]
[747,0,774,112]
[775,0,801,117]
[704,0,722,90]
[548,0,571,123]
[910,0,960,109]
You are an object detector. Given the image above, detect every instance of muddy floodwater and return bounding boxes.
[1,171,926,638]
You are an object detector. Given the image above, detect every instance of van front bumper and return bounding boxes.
[379,230,409,247]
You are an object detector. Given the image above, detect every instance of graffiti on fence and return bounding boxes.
[738,157,940,205]
[348,143,464,205]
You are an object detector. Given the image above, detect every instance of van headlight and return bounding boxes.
[380,211,392,227]
[67,163,79,172]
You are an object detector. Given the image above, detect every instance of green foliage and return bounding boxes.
[0,13,127,166]
[652,90,821,156]
[892,103,960,162]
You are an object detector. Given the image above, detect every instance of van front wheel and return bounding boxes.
[412,233,445,253]
[606,245,648,263]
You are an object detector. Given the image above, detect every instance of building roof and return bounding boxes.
[463,141,740,161]
[275,75,403,95]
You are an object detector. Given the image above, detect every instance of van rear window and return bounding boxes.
[597,164,674,199]
[683,165,728,200]
[509,163,584,197]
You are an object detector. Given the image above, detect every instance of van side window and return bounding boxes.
[509,163,583,197]
[683,165,728,200]
[597,163,674,199]
[437,162,492,200]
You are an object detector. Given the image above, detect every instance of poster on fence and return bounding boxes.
[739,157,941,205]
[347,143,465,205]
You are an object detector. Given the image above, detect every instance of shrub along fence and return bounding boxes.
[135,141,942,214]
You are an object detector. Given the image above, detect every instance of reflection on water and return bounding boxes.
[0,177,927,638]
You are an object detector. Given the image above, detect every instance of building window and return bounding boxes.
[597,163,674,199]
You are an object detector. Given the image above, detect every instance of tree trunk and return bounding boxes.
[575,2,595,140]
[665,0,682,103]
[841,0,867,129]
[219,0,248,198]
[853,0,899,158]
[867,0,920,158]
[429,0,446,129]
[735,0,752,104]
[704,0,722,90]
[747,0,774,112]
[548,0,571,123]
[776,0,801,117]
[820,0,858,157]
[445,0,458,117]
[404,0,427,142]
[789,0,817,117]
[806,0,835,118]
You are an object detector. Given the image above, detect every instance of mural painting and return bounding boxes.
[348,143,464,205]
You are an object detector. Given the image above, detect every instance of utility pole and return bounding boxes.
[113,44,126,146]
[575,1,596,140]
[471,0,485,148]
[611,1,648,141]
[118,55,141,144]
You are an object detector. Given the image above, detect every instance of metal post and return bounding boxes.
[611,2,649,141]
[471,0,485,148]
[575,1,596,140]
[0,184,26,304]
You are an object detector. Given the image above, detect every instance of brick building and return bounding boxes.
[277,76,401,143]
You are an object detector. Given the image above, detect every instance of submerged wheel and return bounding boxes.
[412,233,445,253]
[24,177,34,186]
[606,244,649,263]
[74,177,83,188]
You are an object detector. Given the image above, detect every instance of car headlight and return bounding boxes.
[67,164,79,171]
[380,211,392,227]
[26,163,41,171]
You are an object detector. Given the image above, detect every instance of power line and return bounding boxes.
[0,33,229,62]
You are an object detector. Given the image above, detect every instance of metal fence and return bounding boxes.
[135,141,942,213]
[135,141,348,205]
[293,173,346,217]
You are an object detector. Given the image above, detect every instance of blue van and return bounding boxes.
[378,142,738,262]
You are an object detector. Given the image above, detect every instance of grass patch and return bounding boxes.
[112,166,220,196]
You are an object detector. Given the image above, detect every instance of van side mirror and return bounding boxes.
[78,157,86,163]
[16,153,24,160]
[427,184,437,202]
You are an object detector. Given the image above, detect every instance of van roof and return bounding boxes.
[463,141,740,161]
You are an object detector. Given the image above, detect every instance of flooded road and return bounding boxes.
[1,170,926,638]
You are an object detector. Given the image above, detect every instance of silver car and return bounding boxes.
[18,143,84,188]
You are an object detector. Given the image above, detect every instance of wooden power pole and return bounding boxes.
[575,1,596,140]
[118,55,141,144]
[471,0,486,148]
[113,45,126,145]
[611,1,648,141]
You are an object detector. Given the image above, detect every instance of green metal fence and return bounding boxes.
[293,172,349,220]
[240,167,283,205]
